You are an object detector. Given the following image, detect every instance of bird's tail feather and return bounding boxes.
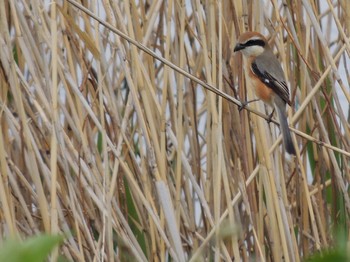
[275,106,296,155]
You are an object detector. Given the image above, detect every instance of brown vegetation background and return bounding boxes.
[0,0,349,261]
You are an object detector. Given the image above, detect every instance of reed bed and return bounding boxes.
[0,0,349,261]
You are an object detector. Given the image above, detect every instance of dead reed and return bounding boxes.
[0,0,349,261]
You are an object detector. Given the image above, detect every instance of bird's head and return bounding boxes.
[234,32,268,57]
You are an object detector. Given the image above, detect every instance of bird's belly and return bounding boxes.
[254,82,274,105]
[249,74,274,106]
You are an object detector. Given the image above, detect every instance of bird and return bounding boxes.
[234,31,296,155]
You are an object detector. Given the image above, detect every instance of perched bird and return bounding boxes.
[234,31,296,155]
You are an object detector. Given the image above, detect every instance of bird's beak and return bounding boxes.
[234,43,244,52]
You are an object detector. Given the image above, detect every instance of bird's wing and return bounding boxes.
[251,50,291,105]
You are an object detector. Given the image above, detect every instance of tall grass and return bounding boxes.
[0,0,349,261]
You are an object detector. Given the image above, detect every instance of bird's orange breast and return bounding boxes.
[245,58,274,106]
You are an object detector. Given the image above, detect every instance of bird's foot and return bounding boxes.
[266,109,275,124]
[238,99,259,112]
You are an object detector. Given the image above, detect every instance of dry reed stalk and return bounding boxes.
[0,0,349,261]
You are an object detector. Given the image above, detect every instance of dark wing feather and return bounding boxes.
[251,50,291,105]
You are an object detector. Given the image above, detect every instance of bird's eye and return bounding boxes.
[245,39,265,47]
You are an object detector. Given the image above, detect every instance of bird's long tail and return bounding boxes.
[275,104,296,155]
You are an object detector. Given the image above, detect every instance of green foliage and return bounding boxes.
[0,234,64,262]
[306,230,349,262]
[124,177,148,257]
[305,249,348,262]
[97,131,103,154]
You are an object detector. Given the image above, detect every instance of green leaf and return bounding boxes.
[97,131,103,154]
[0,234,64,262]
[305,249,349,262]
[124,178,148,257]
[306,231,349,262]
